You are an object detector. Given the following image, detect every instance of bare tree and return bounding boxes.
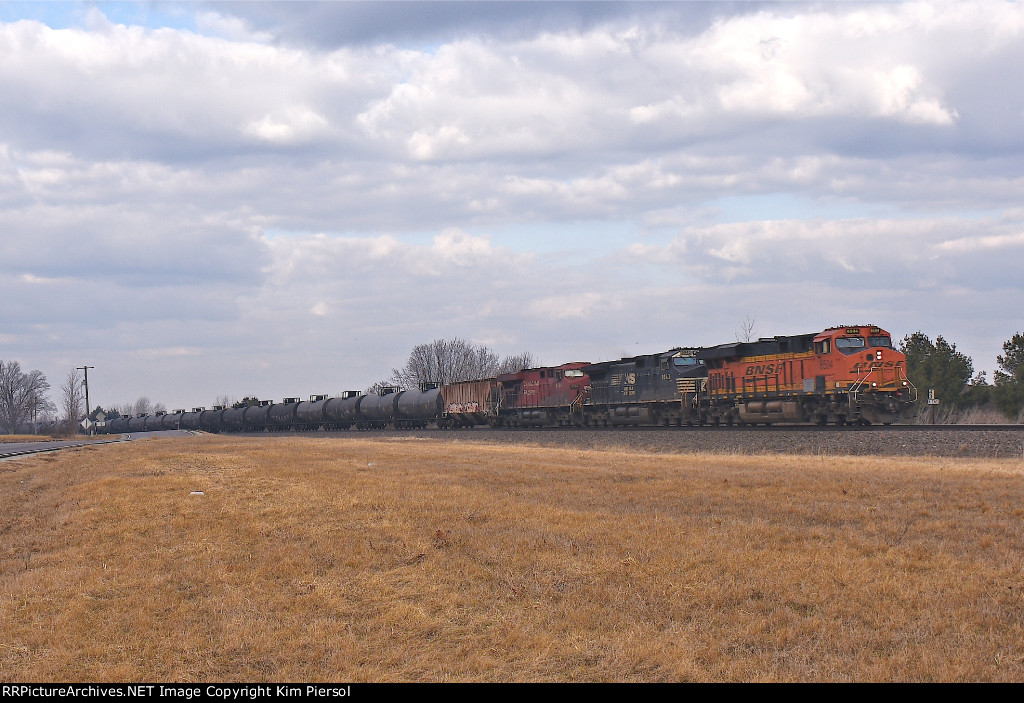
[389,338,536,389]
[0,360,51,434]
[132,396,152,416]
[60,368,85,434]
[736,314,757,343]
[366,380,396,395]
[497,351,537,374]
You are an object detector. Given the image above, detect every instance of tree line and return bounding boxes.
[0,360,167,435]
[899,331,1024,422]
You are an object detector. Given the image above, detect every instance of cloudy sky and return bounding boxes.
[2,0,1022,411]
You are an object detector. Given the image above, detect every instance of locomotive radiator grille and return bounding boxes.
[676,379,702,394]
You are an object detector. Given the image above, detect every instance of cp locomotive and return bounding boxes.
[99,324,917,434]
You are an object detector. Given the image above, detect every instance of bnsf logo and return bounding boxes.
[852,361,899,370]
[745,364,782,376]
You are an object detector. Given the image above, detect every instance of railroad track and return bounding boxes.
[306,424,1024,458]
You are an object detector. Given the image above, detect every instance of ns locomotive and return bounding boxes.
[100,324,917,434]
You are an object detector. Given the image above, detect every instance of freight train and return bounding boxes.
[99,325,917,435]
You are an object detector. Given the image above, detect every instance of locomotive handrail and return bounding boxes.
[898,365,919,402]
[848,363,918,410]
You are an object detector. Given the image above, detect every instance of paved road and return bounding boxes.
[0,430,193,461]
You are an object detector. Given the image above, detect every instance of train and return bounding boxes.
[98,324,918,435]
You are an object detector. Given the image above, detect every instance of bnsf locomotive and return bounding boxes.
[99,325,917,434]
[699,325,916,425]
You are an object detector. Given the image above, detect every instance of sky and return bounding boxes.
[1,0,1022,412]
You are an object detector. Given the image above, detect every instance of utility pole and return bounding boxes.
[78,365,94,436]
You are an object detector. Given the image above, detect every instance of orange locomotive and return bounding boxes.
[697,325,917,425]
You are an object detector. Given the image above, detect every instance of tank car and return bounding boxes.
[698,325,916,425]
[220,404,247,431]
[267,398,301,429]
[179,408,205,431]
[295,395,329,430]
[160,410,183,430]
[394,386,444,428]
[109,414,130,434]
[200,406,226,432]
[323,391,362,429]
[357,388,400,429]
[241,400,272,431]
[128,414,149,432]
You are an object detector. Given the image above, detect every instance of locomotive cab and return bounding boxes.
[811,326,916,424]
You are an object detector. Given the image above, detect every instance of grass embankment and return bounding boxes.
[1,435,1022,682]
[0,435,58,443]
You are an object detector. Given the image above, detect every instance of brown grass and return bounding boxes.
[2,435,1023,682]
[0,435,58,443]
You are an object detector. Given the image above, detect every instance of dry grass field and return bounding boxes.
[2,434,1022,682]
[0,435,57,443]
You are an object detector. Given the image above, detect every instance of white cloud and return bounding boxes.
[242,106,329,144]
[1,1,1023,408]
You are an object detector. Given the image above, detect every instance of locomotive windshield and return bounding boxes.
[835,336,866,354]
[868,335,892,348]
[672,356,698,367]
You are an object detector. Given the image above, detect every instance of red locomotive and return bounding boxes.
[496,362,590,427]
[698,325,916,425]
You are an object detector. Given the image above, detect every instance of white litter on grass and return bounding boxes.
[190,491,205,496]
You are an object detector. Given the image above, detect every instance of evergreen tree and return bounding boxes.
[899,332,975,408]
[993,332,1024,419]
